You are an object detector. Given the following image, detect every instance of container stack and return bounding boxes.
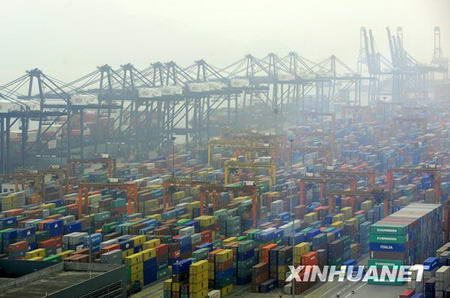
[189,260,209,298]
[170,259,192,297]
[235,240,257,285]
[251,262,269,293]
[209,249,234,296]
[126,252,144,286]
[269,245,292,287]
[294,242,310,265]
[435,265,450,297]
[369,203,443,284]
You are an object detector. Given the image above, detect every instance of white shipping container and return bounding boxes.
[71,94,98,105]
[161,86,183,96]
[188,82,211,92]
[48,139,57,149]
[25,100,40,111]
[208,290,221,298]
[138,87,162,98]
[208,82,226,90]
[278,73,295,81]
[230,78,250,88]
[0,100,21,112]
[188,83,203,92]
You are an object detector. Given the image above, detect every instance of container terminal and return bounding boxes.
[0,24,449,298]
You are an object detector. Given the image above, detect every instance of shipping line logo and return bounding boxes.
[286,265,424,283]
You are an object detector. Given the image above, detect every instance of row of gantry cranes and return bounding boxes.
[0,26,448,174]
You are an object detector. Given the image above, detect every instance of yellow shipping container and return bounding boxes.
[174,191,186,200]
[122,248,134,259]
[233,196,250,202]
[195,216,216,227]
[189,272,208,283]
[26,248,46,259]
[130,263,143,274]
[189,201,200,208]
[332,213,344,223]
[341,207,353,220]
[190,290,209,298]
[216,249,233,263]
[190,260,208,274]
[221,284,234,297]
[171,281,182,292]
[304,212,318,223]
[57,250,74,259]
[164,279,172,291]
[130,235,146,247]
[41,203,56,209]
[125,252,144,266]
[361,200,372,211]
[346,218,358,226]
[332,221,344,228]
[223,237,237,246]
[146,214,161,221]
[142,248,156,261]
[294,242,310,256]
[143,239,160,250]
[189,280,209,292]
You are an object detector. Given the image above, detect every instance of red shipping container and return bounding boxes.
[8,241,28,252]
[399,289,415,298]
[103,232,121,241]
[24,209,43,219]
[39,237,62,249]
[200,230,212,243]
[156,244,169,255]
[76,248,91,255]
[5,209,24,217]
[101,244,120,254]
[66,254,89,263]
[66,204,78,210]
[301,252,318,266]
[38,219,52,230]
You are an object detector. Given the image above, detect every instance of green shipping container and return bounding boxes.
[369,234,408,244]
[369,224,407,235]
[368,258,404,267]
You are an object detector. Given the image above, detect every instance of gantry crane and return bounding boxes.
[321,170,376,190]
[207,138,278,166]
[163,179,259,227]
[0,170,42,199]
[297,176,357,206]
[386,167,441,204]
[325,189,376,214]
[0,167,71,203]
[77,182,138,217]
[38,167,70,200]
[67,157,116,180]
[393,116,428,131]
[224,159,276,187]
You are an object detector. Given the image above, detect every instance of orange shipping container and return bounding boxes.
[261,244,277,263]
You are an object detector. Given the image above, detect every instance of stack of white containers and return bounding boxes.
[270,200,283,215]
[436,266,450,297]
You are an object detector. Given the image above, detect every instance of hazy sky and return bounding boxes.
[1,0,449,84]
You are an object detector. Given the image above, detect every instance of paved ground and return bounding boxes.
[131,256,408,298]
[132,280,407,298]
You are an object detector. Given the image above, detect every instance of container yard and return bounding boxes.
[1,1,450,298]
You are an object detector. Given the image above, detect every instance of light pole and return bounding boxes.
[171,136,176,180]
[287,135,295,297]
